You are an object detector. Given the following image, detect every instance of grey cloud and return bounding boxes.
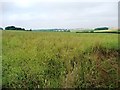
[1,1,118,29]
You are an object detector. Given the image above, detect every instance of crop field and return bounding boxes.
[2,30,120,88]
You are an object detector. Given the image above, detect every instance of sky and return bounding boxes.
[0,0,119,30]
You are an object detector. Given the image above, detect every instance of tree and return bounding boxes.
[94,27,109,30]
[5,26,25,30]
[5,26,15,30]
[0,27,3,30]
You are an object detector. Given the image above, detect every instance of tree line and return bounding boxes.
[0,26,29,31]
[5,26,25,30]
[0,26,109,31]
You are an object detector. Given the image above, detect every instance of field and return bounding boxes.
[2,30,120,88]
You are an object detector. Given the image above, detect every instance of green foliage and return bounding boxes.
[2,31,119,88]
[0,27,3,30]
[94,27,109,30]
[5,26,25,30]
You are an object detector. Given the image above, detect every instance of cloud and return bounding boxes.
[0,0,119,2]
[1,1,118,29]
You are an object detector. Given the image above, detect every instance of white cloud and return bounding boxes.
[0,0,119,2]
[1,1,118,29]
[13,0,33,8]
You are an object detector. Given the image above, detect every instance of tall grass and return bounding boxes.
[2,31,119,88]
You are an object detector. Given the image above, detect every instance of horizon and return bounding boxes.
[1,25,115,30]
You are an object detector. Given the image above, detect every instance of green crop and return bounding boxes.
[2,30,119,88]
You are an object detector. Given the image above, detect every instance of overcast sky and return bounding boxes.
[0,0,119,29]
